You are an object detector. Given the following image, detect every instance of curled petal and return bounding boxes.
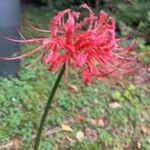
[42,49,59,64]
[98,10,108,26]
[50,9,71,37]
[83,68,91,84]
[63,12,79,44]
[76,4,97,30]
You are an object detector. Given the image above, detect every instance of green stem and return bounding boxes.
[33,64,65,150]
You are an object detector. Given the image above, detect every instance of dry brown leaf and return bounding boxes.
[0,137,21,150]
[84,127,98,141]
[0,142,13,149]
[90,118,97,125]
[98,119,105,127]
[140,125,150,134]
[65,136,74,142]
[123,144,131,150]
[67,83,79,93]
[12,137,21,150]
[61,124,73,132]
[44,128,62,136]
[75,113,85,122]
[137,141,142,149]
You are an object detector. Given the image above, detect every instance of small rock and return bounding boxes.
[76,130,84,141]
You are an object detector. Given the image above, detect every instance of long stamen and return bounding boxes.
[27,20,51,33]
[0,36,45,43]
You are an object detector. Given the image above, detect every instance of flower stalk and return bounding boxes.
[33,64,65,150]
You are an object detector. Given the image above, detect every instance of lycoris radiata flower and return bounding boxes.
[0,4,135,84]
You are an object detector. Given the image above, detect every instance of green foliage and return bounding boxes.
[98,128,114,144]
[137,38,150,63]
[141,136,150,150]
[111,90,124,101]
[71,139,100,150]
[41,0,72,9]
[102,0,150,36]
[111,84,136,102]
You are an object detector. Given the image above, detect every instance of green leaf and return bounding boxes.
[111,90,124,101]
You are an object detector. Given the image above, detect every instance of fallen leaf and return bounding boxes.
[0,143,13,149]
[67,83,79,93]
[76,130,84,141]
[128,127,134,135]
[12,137,21,150]
[90,118,97,125]
[61,124,73,132]
[44,128,62,137]
[123,144,131,150]
[140,125,150,134]
[109,102,121,108]
[85,127,98,141]
[85,127,92,137]
[0,137,21,150]
[137,141,142,149]
[97,119,105,127]
[75,113,85,122]
[140,111,149,122]
[64,136,74,142]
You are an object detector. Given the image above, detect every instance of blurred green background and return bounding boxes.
[0,0,150,149]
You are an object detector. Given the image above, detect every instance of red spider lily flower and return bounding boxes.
[0,4,135,84]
